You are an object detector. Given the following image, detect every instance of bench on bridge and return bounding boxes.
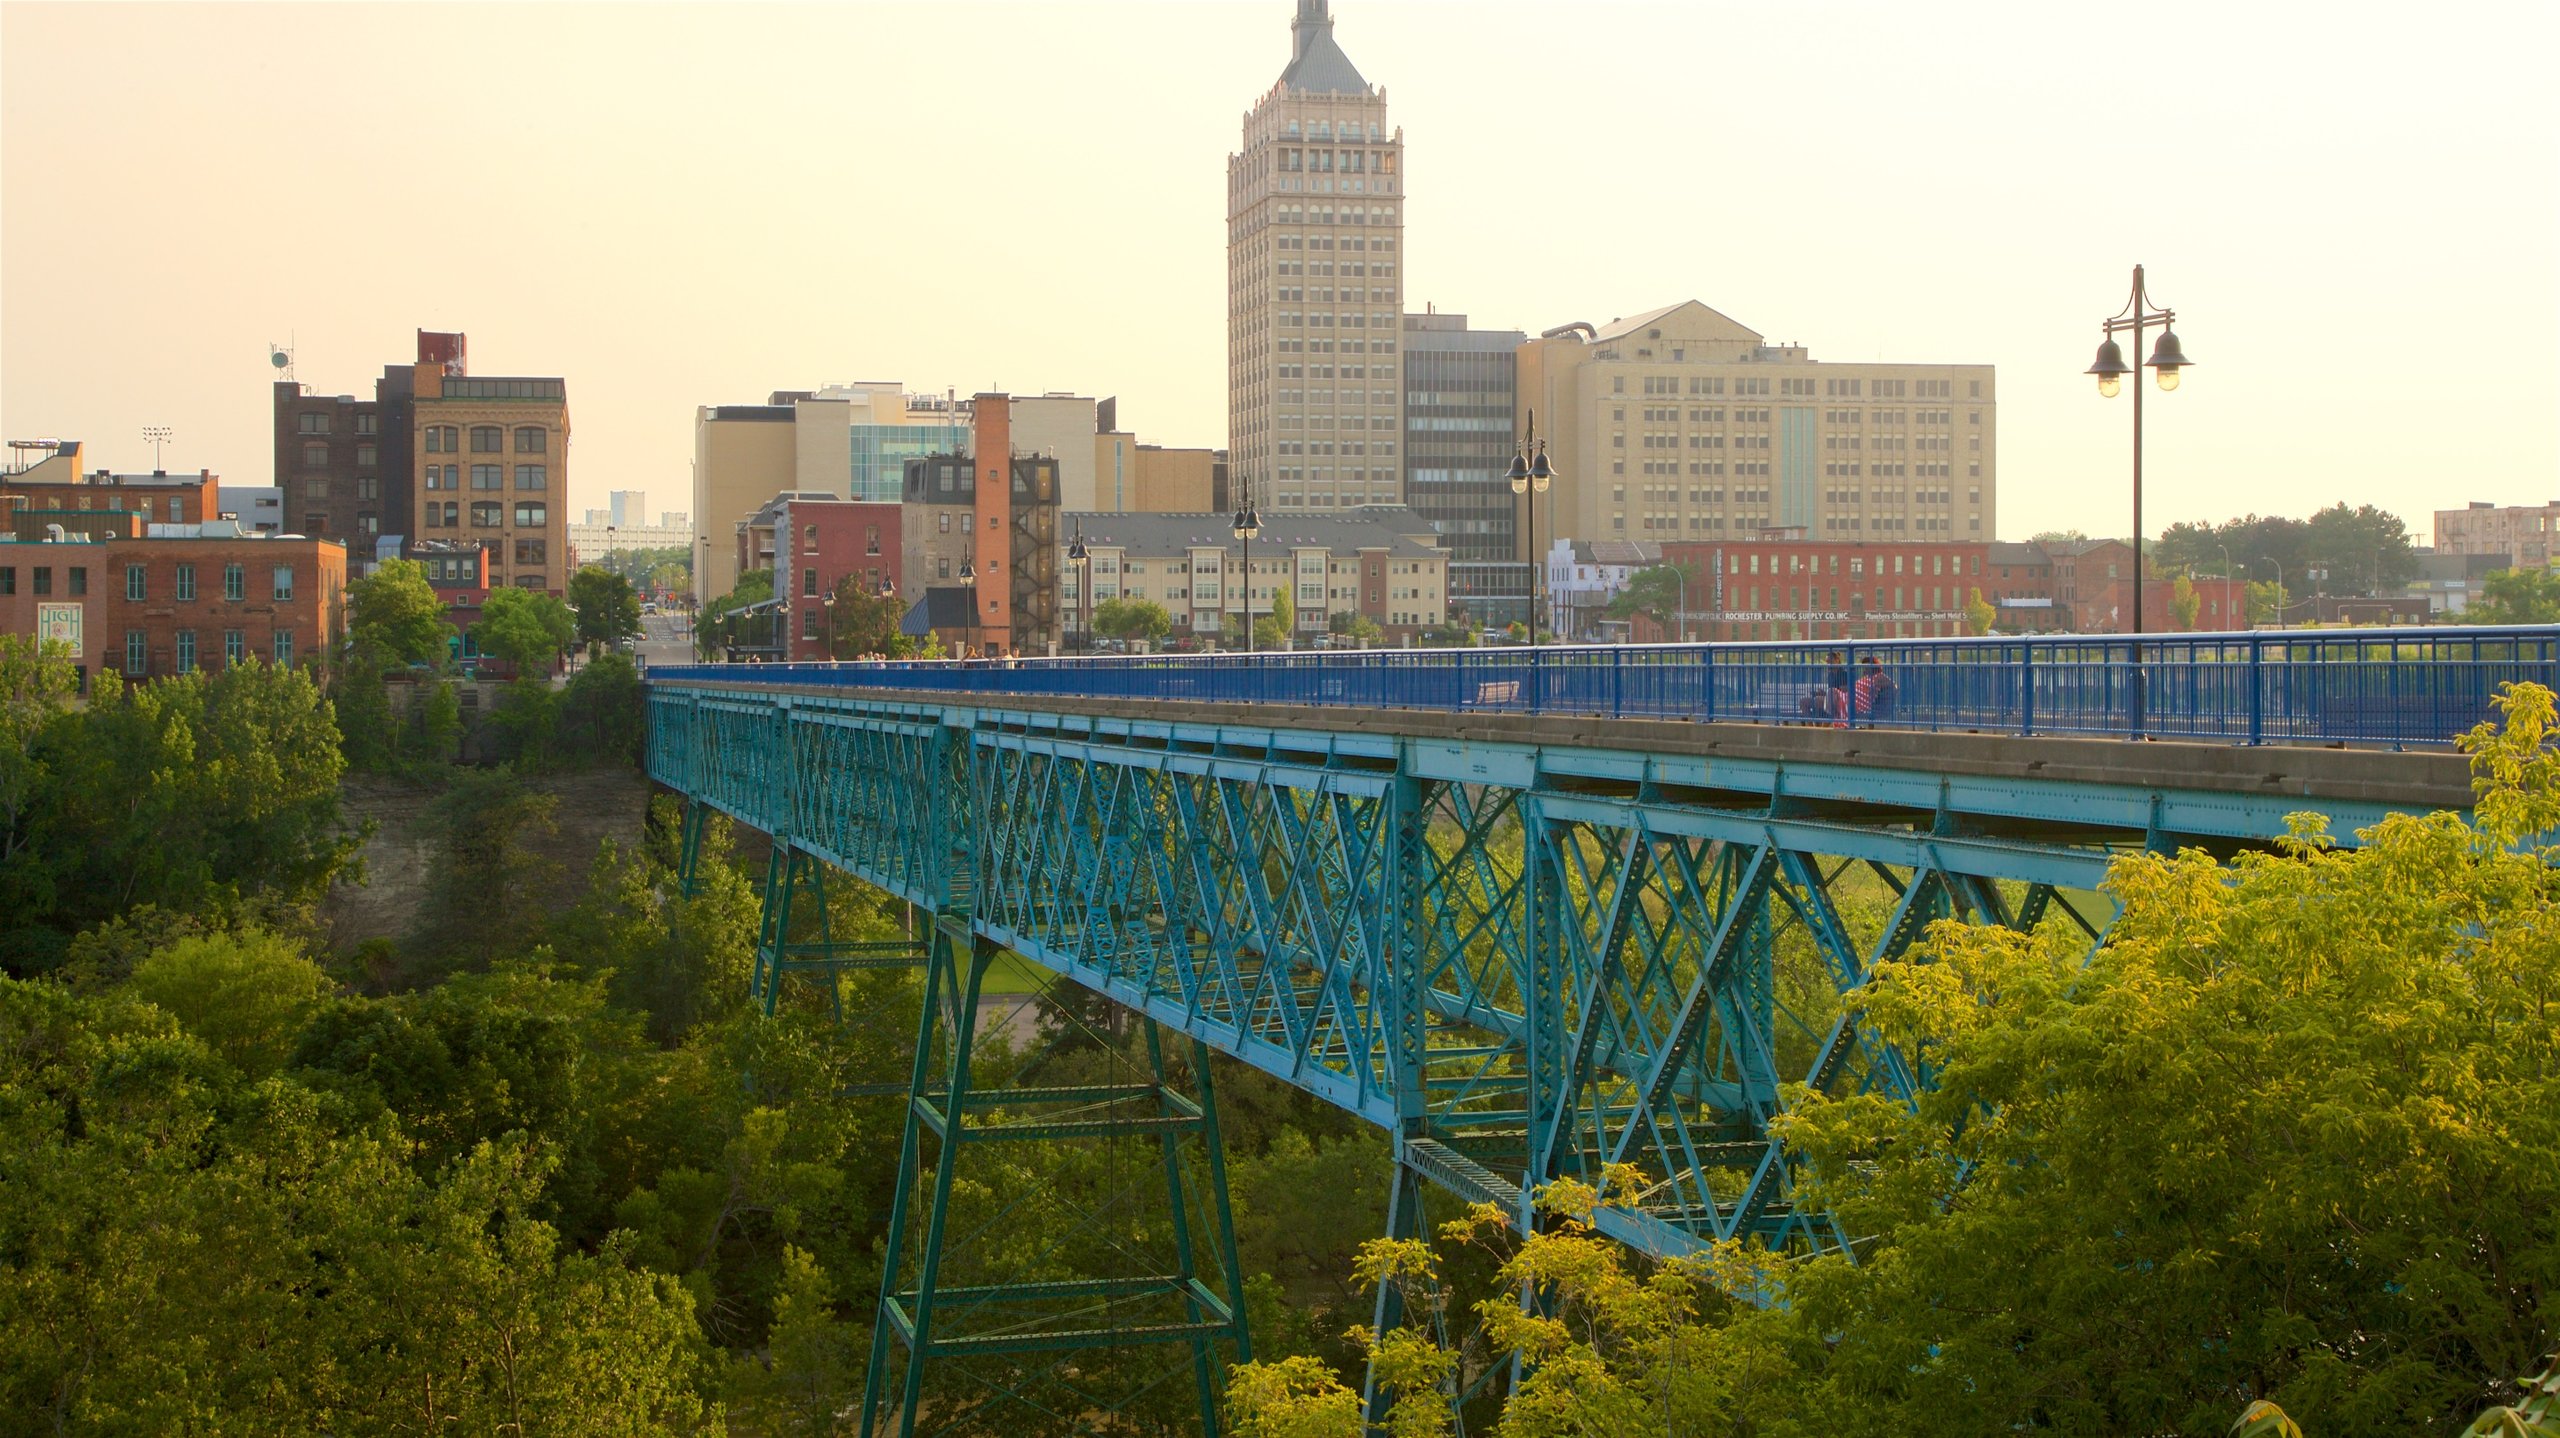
[1472,679,1521,706]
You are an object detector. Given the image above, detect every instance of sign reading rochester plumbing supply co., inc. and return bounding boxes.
[35,603,81,652]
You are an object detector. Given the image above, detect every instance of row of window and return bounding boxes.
[423,464,548,491]
[420,501,549,533]
[295,412,380,435]
[60,562,301,603]
[123,628,295,676]
[421,425,551,454]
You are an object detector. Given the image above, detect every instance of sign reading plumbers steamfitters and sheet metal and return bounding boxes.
[35,603,81,652]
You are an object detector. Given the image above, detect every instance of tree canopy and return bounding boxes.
[473,587,576,672]
[1232,684,2560,1438]
[346,557,453,668]
[1606,563,1697,637]
[567,566,644,648]
[2473,567,2560,625]
[1093,596,1173,645]
[2155,502,2418,596]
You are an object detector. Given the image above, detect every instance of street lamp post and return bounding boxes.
[959,552,979,658]
[1067,524,1091,655]
[822,590,837,661]
[2086,264,2193,732]
[1507,411,1555,644]
[1231,488,1262,654]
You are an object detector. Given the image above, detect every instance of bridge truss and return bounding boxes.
[649,680,2440,1436]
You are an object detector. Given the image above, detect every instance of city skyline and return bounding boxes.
[4,1,2554,544]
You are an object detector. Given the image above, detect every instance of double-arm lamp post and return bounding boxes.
[1232,489,1262,654]
[2084,264,2194,640]
[1506,412,1555,643]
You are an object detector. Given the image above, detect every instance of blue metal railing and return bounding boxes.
[647,625,2560,750]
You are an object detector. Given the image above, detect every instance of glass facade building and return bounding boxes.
[850,423,969,503]
[1402,313,1526,566]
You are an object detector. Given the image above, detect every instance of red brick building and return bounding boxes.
[1659,534,1992,641]
[2,442,222,531]
[1,512,347,689]
[736,492,903,659]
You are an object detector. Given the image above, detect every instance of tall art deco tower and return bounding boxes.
[1227,0,1405,512]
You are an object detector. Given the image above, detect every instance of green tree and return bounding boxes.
[1605,563,1696,638]
[568,566,644,649]
[346,557,453,668]
[699,568,776,659]
[0,637,78,914]
[2247,577,2290,626]
[474,586,576,674]
[2474,566,2560,624]
[822,574,907,658]
[1327,611,1385,646]
[409,678,463,766]
[2171,570,2202,630]
[560,652,645,768]
[127,928,332,1078]
[406,767,560,968]
[1256,583,1298,650]
[2029,528,2090,545]
[1963,587,1996,635]
[1092,596,1173,645]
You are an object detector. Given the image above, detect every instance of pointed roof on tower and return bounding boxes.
[1279,0,1370,95]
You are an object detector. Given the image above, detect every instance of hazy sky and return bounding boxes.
[4,1,2554,542]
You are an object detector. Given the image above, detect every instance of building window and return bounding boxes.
[470,502,502,528]
[224,630,246,666]
[68,567,85,597]
[125,630,147,676]
[359,513,379,536]
[514,465,546,491]
[470,426,504,453]
[297,413,329,434]
[513,502,546,528]
[515,574,545,590]
[175,630,197,674]
[272,565,294,601]
[514,426,547,453]
[355,476,379,500]
[514,539,547,565]
[273,630,293,667]
[802,608,820,640]
[355,413,378,436]
[30,567,48,597]
[175,564,197,602]
[301,441,329,468]
[424,425,457,453]
[356,443,377,468]
[0,568,12,595]
[304,478,330,500]
[223,563,245,601]
[803,524,819,553]
[472,465,503,490]
[126,564,146,600]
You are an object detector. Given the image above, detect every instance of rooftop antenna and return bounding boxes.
[269,337,296,382]
[142,426,174,470]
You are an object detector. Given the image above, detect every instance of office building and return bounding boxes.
[1058,507,1446,645]
[1404,311,1530,626]
[693,384,970,603]
[2436,501,2560,567]
[1516,301,1996,551]
[2,444,220,530]
[413,357,570,595]
[566,517,693,567]
[219,484,284,533]
[1228,0,1406,513]
[271,330,467,556]
[898,394,1062,656]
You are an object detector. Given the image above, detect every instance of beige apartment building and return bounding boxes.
[1229,0,1406,514]
[413,373,569,594]
[2435,501,2558,567]
[1059,507,1446,645]
[1517,301,1996,554]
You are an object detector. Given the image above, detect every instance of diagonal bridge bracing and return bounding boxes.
[648,677,2470,1432]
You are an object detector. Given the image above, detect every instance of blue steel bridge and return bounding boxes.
[644,627,2532,1436]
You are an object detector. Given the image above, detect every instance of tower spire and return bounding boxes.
[1278,0,1366,93]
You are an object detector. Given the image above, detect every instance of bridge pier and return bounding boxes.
[860,916,1252,1438]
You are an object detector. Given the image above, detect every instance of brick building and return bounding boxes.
[734,492,903,660]
[2,441,221,531]
[0,511,346,688]
[1056,507,1448,646]
[1659,535,1990,641]
[2435,500,2560,568]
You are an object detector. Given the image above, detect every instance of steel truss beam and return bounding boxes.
[642,682,2411,1432]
